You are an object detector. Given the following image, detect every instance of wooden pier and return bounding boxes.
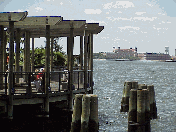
[0,11,104,129]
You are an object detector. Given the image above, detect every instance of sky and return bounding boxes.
[1,0,176,55]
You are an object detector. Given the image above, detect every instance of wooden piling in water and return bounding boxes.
[71,94,99,132]
[81,94,90,132]
[138,84,147,89]
[120,81,132,112]
[147,85,157,119]
[132,81,138,89]
[143,89,151,132]
[89,94,98,132]
[71,94,83,132]
[137,89,145,132]
[128,89,137,131]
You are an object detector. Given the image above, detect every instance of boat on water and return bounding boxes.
[115,59,132,61]
[165,60,176,62]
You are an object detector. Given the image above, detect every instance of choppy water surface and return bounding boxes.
[93,59,176,132]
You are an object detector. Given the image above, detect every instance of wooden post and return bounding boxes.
[3,33,7,72]
[50,37,54,72]
[147,85,157,119]
[89,33,93,94]
[137,89,145,131]
[71,94,83,132]
[31,38,34,72]
[84,31,88,93]
[120,81,132,112]
[132,81,138,89]
[68,27,74,110]
[15,28,20,83]
[143,89,151,132]
[147,85,154,119]
[0,26,4,88]
[138,84,147,89]
[24,31,30,82]
[79,36,83,84]
[8,21,14,119]
[128,89,137,132]
[89,94,98,132]
[81,94,90,132]
[67,37,69,70]
[44,25,50,117]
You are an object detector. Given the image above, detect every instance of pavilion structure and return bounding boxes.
[0,11,104,119]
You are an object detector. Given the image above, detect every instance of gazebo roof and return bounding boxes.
[0,11,104,37]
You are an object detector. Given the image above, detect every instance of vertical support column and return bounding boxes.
[89,33,93,94]
[31,38,34,72]
[44,25,50,117]
[24,31,30,82]
[50,37,54,72]
[15,28,20,83]
[84,31,88,93]
[8,21,14,119]
[68,27,74,110]
[0,26,4,88]
[3,33,7,72]
[79,36,83,84]
[67,37,70,69]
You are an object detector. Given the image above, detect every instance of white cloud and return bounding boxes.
[84,9,102,14]
[103,2,113,9]
[103,1,135,9]
[118,11,122,13]
[133,17,157,21]
[35,7,43,12]
[135,12,146,15]
[118,26,140,30]
[146,3,153,7]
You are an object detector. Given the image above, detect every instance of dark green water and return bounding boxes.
[93,59,176,132]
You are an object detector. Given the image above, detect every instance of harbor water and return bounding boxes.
[93,59,176,132]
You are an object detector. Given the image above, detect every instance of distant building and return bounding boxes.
[165,46,169,54]
[139,52,171,60]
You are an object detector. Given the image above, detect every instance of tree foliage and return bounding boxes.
[19,37,66,67]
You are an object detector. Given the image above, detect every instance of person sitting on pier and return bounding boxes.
[34,69,42,92]
[40,68,45,92]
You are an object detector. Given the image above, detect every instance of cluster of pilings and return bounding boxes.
[71,94,98,132]
[120,81,157,132]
